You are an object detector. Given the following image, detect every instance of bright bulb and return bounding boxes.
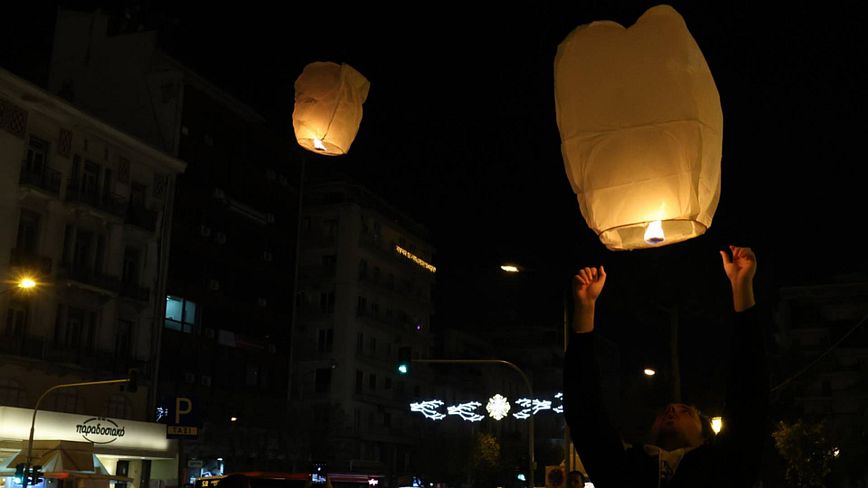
[398,364,409,374]
[643,368,656,376]
[313,138,326,151]
[230,416,237,422]
[833,447,840,458]
[18,278,37,289]
[711,416,723,434]
[500,265,520,273]
[644,220,665,245]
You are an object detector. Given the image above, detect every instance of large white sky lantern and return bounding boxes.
[293,61,370,156]
[555,5,723,251]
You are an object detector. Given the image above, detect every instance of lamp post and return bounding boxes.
[413,358,535,488]
[24,375,136,485]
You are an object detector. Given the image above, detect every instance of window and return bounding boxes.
[115,320,132,360]
[383,412,391,428]
[323,219,338,238]
[368,373,376,391]
[105,394,131,419]
[314,368,332,393]
[319,290,335,313]
[354,408,361,433]
[165,295,198,333]
[55,306,96,352]
[130,182,146,207]
[359,259,368,279]
[368,336,376,355]
[357,332,364,353]
[355,370,363,393]
[24,136,49,174]
[318,328,334,353]
[246,364,260,387]
[0,378,27,407]
[50,389,85,414]
[16,210,40,253]
[122,247,141,285]
[384,377,392,390]
[4,302,28,338]
[357,296,367,315]
[82,160,100,196]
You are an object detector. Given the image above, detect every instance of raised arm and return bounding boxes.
[564,266,632,487]
[719,245,756,312]
[572,266,607,333]
[716,245,768,486]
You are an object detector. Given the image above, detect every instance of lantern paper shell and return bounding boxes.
[293,62,370,156]
[555,5,722,250]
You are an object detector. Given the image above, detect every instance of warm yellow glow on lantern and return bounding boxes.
[643,220,665,245]
[711,416,723,434]
[555,5,722,251]
[643,368,656,376]
[293,62,370,156]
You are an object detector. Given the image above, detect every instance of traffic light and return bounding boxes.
[397,346,411,375]
[126,368,138,393]
[28,465,43,486]
[13,463,26,485]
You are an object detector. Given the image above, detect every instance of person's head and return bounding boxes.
[649,403,714,450]
[566,470,586,488]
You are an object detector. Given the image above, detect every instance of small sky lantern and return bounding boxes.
[555,5,722,250]
[293,61,370,156]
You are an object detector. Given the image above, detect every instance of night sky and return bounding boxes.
[9,1,868,348]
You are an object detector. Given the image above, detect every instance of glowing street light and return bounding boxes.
[500,264,520,273]
[643,368,656,377]
[18,277,37,289]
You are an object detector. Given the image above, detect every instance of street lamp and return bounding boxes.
[287,61,369,403]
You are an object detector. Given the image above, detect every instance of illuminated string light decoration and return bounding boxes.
[293,61,370,156]
[447,402,485,422]
[486,394,511,420]
[395,245,436,273]
[555,5,722,250]
[410,400,446,420]
[513,398,553,419]
[410,394,564,421]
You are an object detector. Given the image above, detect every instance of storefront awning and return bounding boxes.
[3,440,94,472]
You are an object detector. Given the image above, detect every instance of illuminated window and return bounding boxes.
[165,296,198,333]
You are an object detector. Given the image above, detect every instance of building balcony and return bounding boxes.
[120,281,151,302]
[65,185,127,219]
[125,203,158,232]
[58,265,121,294]
[19,162,62,196]
[9,248,52,275]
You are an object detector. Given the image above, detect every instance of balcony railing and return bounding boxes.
[126,203,158,232]
[19,162,62,196]
[59,265,121,294]
[120,281,151,302]
[9,248,52,275]
[66,185,127,218]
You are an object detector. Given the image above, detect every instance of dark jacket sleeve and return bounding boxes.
[714,306,769,486]
[564,331,633,488]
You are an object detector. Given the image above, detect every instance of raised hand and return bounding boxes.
[720,245,757,311]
